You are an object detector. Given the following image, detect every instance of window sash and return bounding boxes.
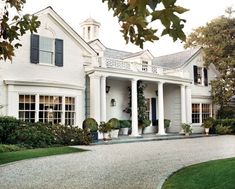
[192,103,211,123]
[192,104,200,123]
[142,61,148,71]
[65,97,75,126]
[39,37,53,64]
[18,95,36,123]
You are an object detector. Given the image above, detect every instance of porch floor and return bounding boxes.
[92,133,217,145]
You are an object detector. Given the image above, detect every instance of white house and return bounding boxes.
[0,7,219,136]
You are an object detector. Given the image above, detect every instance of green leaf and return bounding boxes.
[172,6,189,14]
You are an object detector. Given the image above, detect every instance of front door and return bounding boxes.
[151,98,157,125]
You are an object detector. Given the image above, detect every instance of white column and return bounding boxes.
[181,85,186,124]
[89,74,101,123]
[100,76,106,122]
[131,78,139,136]
[186,85,192,123]
[61,96,65,125]
[75,96,81,127]
[35,94,39,122]
[157,81,166,135]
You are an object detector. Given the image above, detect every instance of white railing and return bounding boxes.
[99,57,190,78]
[100,57,161,74]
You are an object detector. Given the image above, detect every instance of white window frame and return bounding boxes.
[18,94,36,123]
[192,103,211,124]
[39,36,54,65]
[18,94,76,126]
[142,60,148,72]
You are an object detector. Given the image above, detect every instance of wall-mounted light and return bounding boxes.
[111,99,116,106]
[106,86,111,93]
[155,90,158,96]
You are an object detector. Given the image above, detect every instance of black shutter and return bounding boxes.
[30,34,39,64]
[204,68,208,86]
[55,39,63,67]
[193,65,198,84]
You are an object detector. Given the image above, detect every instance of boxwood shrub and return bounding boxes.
[0,117,91,148]
[0,116,20,143]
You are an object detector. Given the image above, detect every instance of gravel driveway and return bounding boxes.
[0,135,235,189]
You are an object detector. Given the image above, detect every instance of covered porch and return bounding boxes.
[85,58,192,138]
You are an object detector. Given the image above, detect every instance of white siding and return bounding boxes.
[164,84,181,132]
[106,79,130,121]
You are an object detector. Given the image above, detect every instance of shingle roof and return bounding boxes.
[103,48,149,60]
[103,48,133,59]
[153,48,201,68]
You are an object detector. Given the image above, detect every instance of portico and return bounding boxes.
[87,64,192,137]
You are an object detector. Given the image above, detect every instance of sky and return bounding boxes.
[22,0,235,57]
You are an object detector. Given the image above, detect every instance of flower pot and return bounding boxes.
[120,128,129,135]
[103,132,110,140]
[90,131,98,143]
[138,128,143,135]
[185,132,190,136]
[205,128,209,135]
[110,129,119,138]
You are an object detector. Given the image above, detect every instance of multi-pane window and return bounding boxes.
[193,66,208,86]
[39,36,54,64]
[192,103,200,123]
[202,104,210,121]
[142,61,148,72]
[39,95,62,124]
[18,95,36,122]
[65,97,75,126]
[18,95,76,125]
[192,103,211,124]
[196,67,202,84]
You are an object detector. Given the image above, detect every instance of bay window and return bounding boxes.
[18,94,76,125]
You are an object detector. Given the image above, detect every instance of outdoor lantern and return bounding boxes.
[111,99,116,106]
[155,90,158,96]
[106,86,110,93]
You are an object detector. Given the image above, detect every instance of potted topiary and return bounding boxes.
[82,118,98,143]
[202,117,214,135]
[138,119,151,134]
[164,119,171,132]
[119,120,131,135]
[181,123,192,136]
[98,121,112,140]
[108,118,120,138]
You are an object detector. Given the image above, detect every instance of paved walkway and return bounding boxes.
[0,135,235,189]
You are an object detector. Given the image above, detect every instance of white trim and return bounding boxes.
[4,80,84,90]
[35,7,97,56]
[86,68,192,85]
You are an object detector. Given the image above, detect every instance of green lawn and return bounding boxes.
[162,157,235,189]
[0,146,86,165]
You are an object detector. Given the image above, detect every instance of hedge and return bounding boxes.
[0,117,91,148]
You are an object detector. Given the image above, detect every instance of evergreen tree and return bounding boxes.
[123,81,150,128]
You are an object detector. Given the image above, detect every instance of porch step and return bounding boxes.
[91,133,217,145]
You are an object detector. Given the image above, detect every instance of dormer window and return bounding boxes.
[88,26,91,41]
[142,61,148,72]
[193,65,208,86]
